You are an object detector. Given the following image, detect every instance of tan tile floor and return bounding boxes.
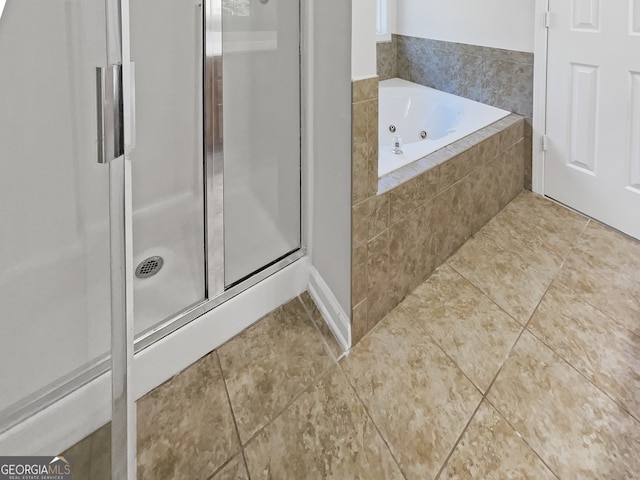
[66,191,640,479]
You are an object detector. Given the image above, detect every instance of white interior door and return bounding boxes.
[545,0,640,239]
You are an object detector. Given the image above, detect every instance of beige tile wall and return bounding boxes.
[351,77,525,345]
[351,77,380,343]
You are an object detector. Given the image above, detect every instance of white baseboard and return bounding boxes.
[307,266,351,352]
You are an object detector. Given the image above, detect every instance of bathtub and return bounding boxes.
[379,78,510,177]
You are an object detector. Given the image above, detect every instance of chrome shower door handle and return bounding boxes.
[96,64,124,164]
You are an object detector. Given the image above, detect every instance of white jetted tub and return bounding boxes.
[379,78,510,177]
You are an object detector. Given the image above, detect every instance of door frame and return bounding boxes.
[532,0,549,195]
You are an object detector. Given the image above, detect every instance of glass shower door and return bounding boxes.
[129,0,207,336]
[0,0,131,471]
[220,0,301,286]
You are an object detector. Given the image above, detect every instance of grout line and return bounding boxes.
[206,449,253,480]
[400,195,639,479]
[429,207,571,477]
[432,395,484,480]
[335,360,409,480]
[552,278,640,343]
[483,396,562,480]
[397,302,494,479]
[240,448,251,480]
[366,298,515,479]
[400,305,483,396]
[456,253,569,480]
[430,279,536,478]
[206,453,240,480]
[553,218,640,343]
[212,196,634,478]
[444,193,590,330]
[569,295,640,344]
[446,260,528,328]
[420,301,528,480]
[528,217,640,394]
[523,326,640,425]
[349,297,400,345]
[445,206,579,327]
[384,226,391,333]
[297,294,345,363]
[235,360,337,450]
[460,206,636,477]
[213,351,245,475]
[431,308,545,478]
[215,296,340,454]
[586,216,640,243]
[521,214,640,422]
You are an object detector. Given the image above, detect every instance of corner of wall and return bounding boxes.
[351,0,377,80]
[350,76,380,345]
[308,266,351,351]
[310,0,352,334]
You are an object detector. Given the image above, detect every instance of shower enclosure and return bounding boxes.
[0,0,302,475]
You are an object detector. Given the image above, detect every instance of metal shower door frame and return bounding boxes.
[104,0,136,478]
[133,0,305,351]
[204,0,225,299]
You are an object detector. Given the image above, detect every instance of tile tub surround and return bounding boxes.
[396,35,534,119]
[352,76,525,344]
[376,36,397,81]
[377,34,534,190]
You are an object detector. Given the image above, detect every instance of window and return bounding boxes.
[377,0,393,42]
[223,0,251,17]
[376,0,387,35]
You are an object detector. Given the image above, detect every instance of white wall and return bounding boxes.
[381,0,398,41]
[351,0,377,79]
[396,0,535,52]
[311,0,352,317]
